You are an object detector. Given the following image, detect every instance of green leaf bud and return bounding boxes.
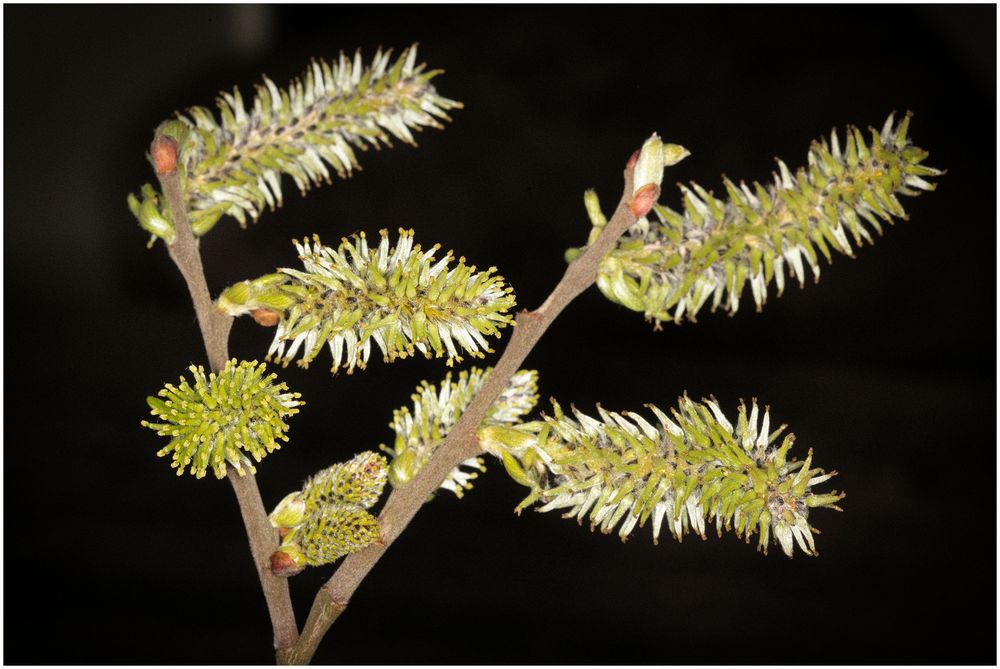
[479,424,539,457]
[584,189,607,228]
[633,133,665,195]
[129,187,176,246]
[662,143,691,167]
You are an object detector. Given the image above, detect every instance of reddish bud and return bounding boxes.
[151,136,178,175]
[278,527,291,540]
[626,149,641,170]
[250,309,281,327]
[270,549,304,577]
[629,183,660,218]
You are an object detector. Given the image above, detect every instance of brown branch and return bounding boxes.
[152,138,299,659]
[282,158,642,665]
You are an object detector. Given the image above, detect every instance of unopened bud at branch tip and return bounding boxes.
[151,136,178,175]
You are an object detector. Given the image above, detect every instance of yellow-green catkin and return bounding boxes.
[269,451,388,576]
[494,396,843,558]
[128,45,462,244]
[217,230,516,374]
[271,505,380,576]
[141,359,302,479]
[590,113,943,326]
[270,451,387,529]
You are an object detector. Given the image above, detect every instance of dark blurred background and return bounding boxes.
[4,5,996,665]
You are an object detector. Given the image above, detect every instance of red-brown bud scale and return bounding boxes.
[151,136,178,175]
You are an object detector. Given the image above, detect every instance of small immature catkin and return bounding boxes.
[269,451,388,530]
[269,451,388,575]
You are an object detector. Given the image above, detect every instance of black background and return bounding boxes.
[4,4,996,665]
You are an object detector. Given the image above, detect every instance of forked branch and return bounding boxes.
[283,157,642,665]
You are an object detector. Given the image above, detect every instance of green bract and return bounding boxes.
[489,396,843,557]
[217,229,517,374]
[128,45,462,244]
[588,113,943,325]
[141,360,303,479]
[380,367,539,498]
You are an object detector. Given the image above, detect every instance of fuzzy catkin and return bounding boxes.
[493,397,843,557]
[381,367,539,498]
[217,229,517,374]
[274,504,380,573]
[591,113,943,325]
[128,45,461,244]
[269,451,388,574]
[269,451,388,530]
[141,360,302,479]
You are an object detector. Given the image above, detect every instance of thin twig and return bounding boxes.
[153,141,300,659]
[282,161,640,665]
